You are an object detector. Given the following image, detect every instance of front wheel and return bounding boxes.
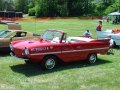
[87,54,97,64]
[41,56,57,70]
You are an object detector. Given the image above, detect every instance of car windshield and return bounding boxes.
[42,30,63,42]
[0,30,11,38]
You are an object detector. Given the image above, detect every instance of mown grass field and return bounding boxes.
[0,19,120,90]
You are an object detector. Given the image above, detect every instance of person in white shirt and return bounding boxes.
[83,30,92,37]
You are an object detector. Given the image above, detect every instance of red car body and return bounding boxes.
[10,30,110,70]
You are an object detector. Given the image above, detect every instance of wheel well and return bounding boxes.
[44,54,64,64]
[113,41,116,45]
[44,54,56,58]
[88,53,97,58]
[43,54,61,62]
[113,41,117,48]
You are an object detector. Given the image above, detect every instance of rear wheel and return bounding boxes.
[87,54,97,64]
[41,56,57,70]
[113,41,117,47]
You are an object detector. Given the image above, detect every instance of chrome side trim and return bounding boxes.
[30,47,109,56]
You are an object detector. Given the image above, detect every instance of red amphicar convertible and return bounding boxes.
[10,30,111,70]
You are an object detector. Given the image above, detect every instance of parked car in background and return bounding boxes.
[0,24,40,52]
[97,29,120,47]
[10,30,111,70]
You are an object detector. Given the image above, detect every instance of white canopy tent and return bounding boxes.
[108,12,120,16]
[107,12,120,24]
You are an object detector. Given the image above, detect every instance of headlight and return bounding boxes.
[9,44,14,51]
[24,48,29,55]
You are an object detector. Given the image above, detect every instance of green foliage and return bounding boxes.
[104,5,116,15]
[28,0,36,16]
[31,0,96,17]
[0,0,119,17]
[57,2,69,17]
[35,0,48,17]
[94,0,118,16]
[28,7,36,16]
[15,0,29,13]
[69,1,83,16]
[0,0,3,10]
[28,0,35,8]
[95,3,106,16]
[0,0,15,11]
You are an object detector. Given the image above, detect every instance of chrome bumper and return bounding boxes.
[10,52,29,61]
[10,52,15,56]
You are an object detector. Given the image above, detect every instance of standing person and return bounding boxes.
[96,21,102,31]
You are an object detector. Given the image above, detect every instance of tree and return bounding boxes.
[15,0,29,13]
[85,0,96,15]
[35,0,48,17]
[0,0,3,10]
[31,0,96,17]
[0,0,15,11]
[57,1,69,17]
[0,0,116,17]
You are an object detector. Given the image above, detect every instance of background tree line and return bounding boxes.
[0,0,119,17]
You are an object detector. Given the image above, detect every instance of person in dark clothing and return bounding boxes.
[96,21,102,31]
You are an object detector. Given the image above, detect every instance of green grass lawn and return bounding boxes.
[0,19,120,90]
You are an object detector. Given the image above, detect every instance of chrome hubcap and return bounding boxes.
[89,54,96,64]
[45,58,55,69]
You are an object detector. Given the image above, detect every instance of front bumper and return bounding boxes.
[10,51,15,56]
[10,52,29,61]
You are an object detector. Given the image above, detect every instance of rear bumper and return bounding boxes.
[10,52,29,61]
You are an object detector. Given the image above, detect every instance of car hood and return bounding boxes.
[13,39,52,50]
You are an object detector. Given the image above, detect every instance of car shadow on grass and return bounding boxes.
[0,52,10,56]
[10,58,112,77]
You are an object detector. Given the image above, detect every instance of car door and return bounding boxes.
[71,42,91,61]
[59,42,85,62]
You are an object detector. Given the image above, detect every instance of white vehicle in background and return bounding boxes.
[97,29,120,47]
